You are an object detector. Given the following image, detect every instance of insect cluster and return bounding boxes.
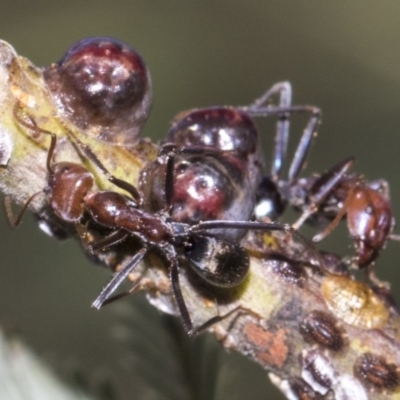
[6,37,400,396]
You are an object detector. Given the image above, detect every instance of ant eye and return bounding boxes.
[44,37,152,146]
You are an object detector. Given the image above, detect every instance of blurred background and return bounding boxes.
[0,1,400,399]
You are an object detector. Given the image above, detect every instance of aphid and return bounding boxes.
[44,37,152,147]
[9,105,300,336]
[354,352,400,392]
[299,310,345,352]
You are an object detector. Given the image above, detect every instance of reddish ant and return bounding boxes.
[255,136,399,272]
[247,83,399,272]
[308,165,400,270]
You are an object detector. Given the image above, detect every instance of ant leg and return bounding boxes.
[156,143,178,210]
[287,107,321,181]
[66,130,141,204]
[96,281,141,307]
[89,229,129,252]
[5,192,42,228]
[247,82,292,110]
[192,220,291,233]
[243,82,292,177]
[191,220,323,268]
[312,187,355,243]
[76,225,129,253]
[248,104,321,181]
[242,82,321,182]
[292,157,355,230]
[92,246,147,309]
[169,250,258,336]
[167,248,195,335]
[189,304,263,337]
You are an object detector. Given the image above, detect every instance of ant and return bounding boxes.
[308,165,400,271]
[253,116,399,272]
[9,102,319,336]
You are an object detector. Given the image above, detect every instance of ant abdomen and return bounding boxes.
[167,107,258,159]
[184,235,249,288]
[44,37,152,146]
[346,185,393,268]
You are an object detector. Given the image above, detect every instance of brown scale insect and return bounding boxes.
[299,310,346,352]
[354,352,400,392]
[321,275,389,330]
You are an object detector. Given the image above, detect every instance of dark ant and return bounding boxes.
[9,103,313,336]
